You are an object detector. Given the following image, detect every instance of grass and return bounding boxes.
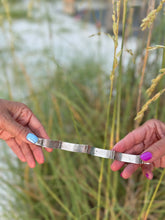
[0,0,165,220]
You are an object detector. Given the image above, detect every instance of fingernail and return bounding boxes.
[145,173,150,179]
[26,133,38,144]
[140,152,152,161]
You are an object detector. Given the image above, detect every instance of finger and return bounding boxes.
[111,160,124,171]
[6,138,26,162]
[2,112,34,144]
[0,129,13,141]
[112,124,147,152]
[26,133,46,164]
[140,137,165,163]
[114,144,143,179]
[19,142,36,168]
[120,164,140,179]
[16,135,44,165]
[2,112,47,161]
[28,114,53,153]
[29,144,44,164]
[111,143,144,171]
[159,155,165,168]
[141,164,154,180]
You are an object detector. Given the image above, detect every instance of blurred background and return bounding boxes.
[0,0,165,219]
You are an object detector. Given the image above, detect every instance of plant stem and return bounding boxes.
[137,179,151,220]
[116,0,127,143]
[155,37,165,118]
[144,169,165,220]
[37,174,76,219]
[136,0,155,127]
[96,1,121,219]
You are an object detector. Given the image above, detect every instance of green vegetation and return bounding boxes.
[0,0,165,219]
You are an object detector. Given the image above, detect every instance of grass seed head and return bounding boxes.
[141,0,165,31]
[146,71,165,97]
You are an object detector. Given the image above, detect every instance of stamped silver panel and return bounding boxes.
[115,152,145,164]
[36,138,61,149]
[61,142,88,153]
[90,148,115,159]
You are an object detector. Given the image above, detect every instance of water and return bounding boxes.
[0,1,123,99]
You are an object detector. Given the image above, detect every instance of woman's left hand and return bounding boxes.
[111,119,165,180]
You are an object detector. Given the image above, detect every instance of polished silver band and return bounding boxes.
[36,138,149,164]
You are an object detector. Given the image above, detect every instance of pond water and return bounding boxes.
[0,1,138,100]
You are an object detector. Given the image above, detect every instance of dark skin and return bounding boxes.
[111,119,165,180]
[0,99,53,168]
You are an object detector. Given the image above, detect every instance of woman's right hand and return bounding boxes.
[0,99,53,168]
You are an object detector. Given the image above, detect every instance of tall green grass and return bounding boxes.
[1,0,165,219]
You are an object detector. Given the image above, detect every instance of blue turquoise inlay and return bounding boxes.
[26,133,38,144]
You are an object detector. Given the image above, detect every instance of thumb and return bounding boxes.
[140,137,165,163]
[2,112,38,144]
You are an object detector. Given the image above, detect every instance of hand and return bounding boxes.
[0,99,53,168]
[111,119,165,180]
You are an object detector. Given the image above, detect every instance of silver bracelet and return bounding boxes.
[35,138,150,164]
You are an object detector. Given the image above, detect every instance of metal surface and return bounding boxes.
[36,138,150,164]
